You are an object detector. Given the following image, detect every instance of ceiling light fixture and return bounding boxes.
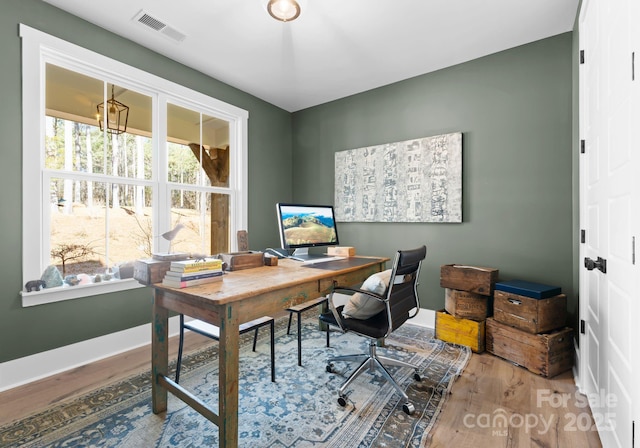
[96,85,129,135]
[267,0,301,22]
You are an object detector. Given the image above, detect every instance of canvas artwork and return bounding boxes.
[334,132,462,223]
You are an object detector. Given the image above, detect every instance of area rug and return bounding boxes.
[0,315,470,447]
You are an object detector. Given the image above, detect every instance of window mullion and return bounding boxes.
[41,171,53,273]
[105,182,111,273]
[155,94,169,254]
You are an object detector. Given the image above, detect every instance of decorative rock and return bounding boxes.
[64,275,80,286]
[77,273,92,285]
[41,265,63,288]
[93,274,102,283]
[25,279,46,292]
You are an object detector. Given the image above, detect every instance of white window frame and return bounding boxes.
[19,25,248,307]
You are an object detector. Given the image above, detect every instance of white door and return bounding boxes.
[579,0,639,447]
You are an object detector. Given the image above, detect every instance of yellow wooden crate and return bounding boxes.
[435,309,485,353]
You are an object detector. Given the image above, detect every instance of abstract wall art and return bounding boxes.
[334,132,462,223]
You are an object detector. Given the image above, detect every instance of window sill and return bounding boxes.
[20,278,144,307]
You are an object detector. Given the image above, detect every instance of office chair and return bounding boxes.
[175,314,276,383]
[320,245,427,415]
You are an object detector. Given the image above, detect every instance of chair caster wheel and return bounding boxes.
[413,372,422,381]
[402,403,415,415]
[326,363,334,373]
[338,396,347,407]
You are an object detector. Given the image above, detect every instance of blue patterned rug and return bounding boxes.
[0,315,470,447]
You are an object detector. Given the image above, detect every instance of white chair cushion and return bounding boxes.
[341,269,392,320]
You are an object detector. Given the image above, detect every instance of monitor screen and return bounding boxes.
[276,203,339,252]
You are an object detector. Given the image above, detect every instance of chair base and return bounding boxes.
[327,339,421,415]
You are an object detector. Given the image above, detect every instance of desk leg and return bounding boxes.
[151,290,169,414]
[218,304,240,448]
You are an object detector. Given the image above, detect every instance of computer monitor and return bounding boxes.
[276,203,340,261]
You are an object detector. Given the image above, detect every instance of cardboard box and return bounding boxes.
[493,290,566,334]
[435,309,485,353]
[444,288,492,321]
[327,246,356,257]
[486,318,574,378]
[440,264,498,296]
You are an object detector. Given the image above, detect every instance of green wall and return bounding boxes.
[0,0,577,364]
[0,0,292,362]
[292,34,575,320]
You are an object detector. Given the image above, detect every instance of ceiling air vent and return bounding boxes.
[133,10,186,43]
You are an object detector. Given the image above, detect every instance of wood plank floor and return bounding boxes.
[0,330,602,447]
[426,352,602,448]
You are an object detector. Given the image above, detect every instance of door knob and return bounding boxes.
[584,256,607,273]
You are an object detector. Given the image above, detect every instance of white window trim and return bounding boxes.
[19,24,248,307]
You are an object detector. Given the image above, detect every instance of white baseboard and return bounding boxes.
[0,308,436,393]
[0,316,182,392]
[572,337,583,393]
[411,307,435,329]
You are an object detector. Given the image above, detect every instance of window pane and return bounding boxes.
[50,178,152,280]
[106,181,154,265]
[167,141,201,185]
[202,112,230,188]
[105,85,153,179]
[45,64,106,174]
[167,103,200,186]
[167,103,230,188]
[169,191,230,255]
[50,178,107,278]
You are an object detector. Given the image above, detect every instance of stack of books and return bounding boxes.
[162,257,224,288]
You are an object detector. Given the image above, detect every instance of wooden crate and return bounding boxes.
[219,251,264,271]
[486,318,573,378]
[493,290,567,334]
[435,309,485,353]
[444,288,491,321]
[440,264,499,295]
[133,259,171,285]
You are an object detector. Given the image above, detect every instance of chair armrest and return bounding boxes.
[326,285,388,332]
[332,286,386,303]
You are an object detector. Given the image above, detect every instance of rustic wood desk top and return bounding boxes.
[149,256,388,448]
[153,256,386,302]
[153,257,388,305]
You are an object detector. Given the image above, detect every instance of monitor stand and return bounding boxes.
[290,248,328,262]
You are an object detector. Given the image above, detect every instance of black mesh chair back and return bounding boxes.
[386,246,425,333]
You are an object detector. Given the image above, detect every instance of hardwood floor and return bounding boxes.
[426,352,602,448]
[0,329,602,447]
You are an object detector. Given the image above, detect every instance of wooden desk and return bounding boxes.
[150,256,387,448]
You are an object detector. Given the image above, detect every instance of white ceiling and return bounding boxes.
[43,0,579,112]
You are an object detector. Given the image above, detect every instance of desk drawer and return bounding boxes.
[318,265,381,294]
